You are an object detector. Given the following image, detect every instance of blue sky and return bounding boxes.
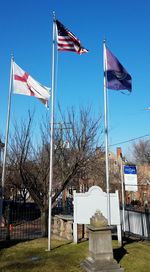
[1,0,150,157]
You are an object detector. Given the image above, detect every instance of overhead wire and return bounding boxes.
[109,133,150,147]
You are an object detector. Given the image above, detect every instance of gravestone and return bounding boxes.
[81,210,124,272]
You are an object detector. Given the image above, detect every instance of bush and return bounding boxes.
[131,199,141,206]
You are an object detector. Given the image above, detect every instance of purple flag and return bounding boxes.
[105,46,132,92]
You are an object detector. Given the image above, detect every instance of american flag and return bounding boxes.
[55,20,88,54]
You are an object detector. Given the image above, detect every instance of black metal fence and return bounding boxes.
[122,207,150,240]
[0,201,42,241]
[0,197,73,241]
[3,200,149,242]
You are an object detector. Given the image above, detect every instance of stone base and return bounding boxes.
[81,256,124,272]
[52,215,73,241]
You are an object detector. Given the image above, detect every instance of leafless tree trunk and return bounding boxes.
[6,107,105,236]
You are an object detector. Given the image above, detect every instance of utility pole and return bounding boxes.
[0,140,5,167]
[53,122,72,213]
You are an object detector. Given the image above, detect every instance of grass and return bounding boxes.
[0,237,150,272]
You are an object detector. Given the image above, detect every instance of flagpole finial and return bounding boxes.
[103,38,106,45]
[53,11,56,20]
[11,51,14,61]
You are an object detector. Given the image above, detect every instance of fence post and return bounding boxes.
[145,206,150,240]
[6,203,11,240]
[127,210,130,234]
[141,212,144,238]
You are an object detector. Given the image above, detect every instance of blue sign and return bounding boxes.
[124,165,137,175]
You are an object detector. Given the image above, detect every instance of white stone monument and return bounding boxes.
[81,210,124,272]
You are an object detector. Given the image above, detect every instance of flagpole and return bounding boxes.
[47,11,56,251]
[120,156,125,233]
[0,56,13,224]
[103,40,111,225]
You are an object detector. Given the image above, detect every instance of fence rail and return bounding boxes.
[0,201,42,240]
[121,208,150,240]
[0,198,73,241]
[1,200,150,241]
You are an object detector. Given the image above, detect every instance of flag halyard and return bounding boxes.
[55,19,88,55]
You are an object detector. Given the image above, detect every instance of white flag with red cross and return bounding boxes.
[12,61,50,107]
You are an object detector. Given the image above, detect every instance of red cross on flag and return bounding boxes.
[12,62,50,107]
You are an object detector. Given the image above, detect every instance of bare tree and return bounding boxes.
[50,106,105,201]
[6,107,104,236]
[132,139,150,164]
[6,111,50,235]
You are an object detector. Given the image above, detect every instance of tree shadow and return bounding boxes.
[0,239,31,251]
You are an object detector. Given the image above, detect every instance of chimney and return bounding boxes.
[117,147,122,159]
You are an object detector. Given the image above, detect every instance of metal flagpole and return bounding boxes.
[120,155,125,232]
[47,11,56,251]
[103,40,111,225]
[0,56,13,224]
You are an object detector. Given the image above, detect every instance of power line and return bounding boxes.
[109,133,150,147]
